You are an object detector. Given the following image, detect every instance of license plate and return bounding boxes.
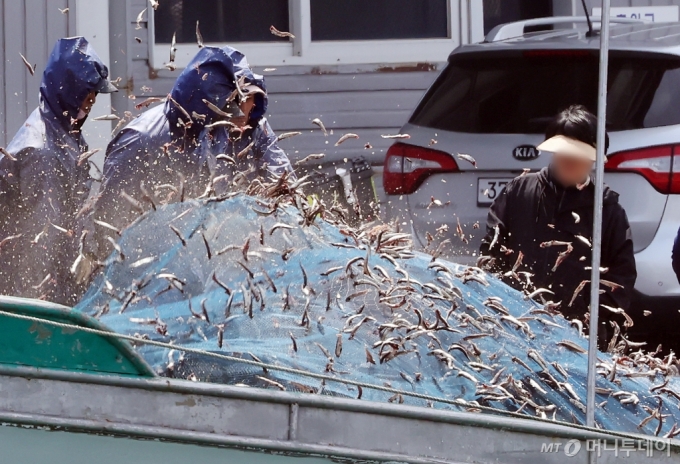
[477,178,513,205]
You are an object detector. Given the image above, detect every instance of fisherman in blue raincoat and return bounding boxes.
[94,46,293,257]
[0,37,117,305]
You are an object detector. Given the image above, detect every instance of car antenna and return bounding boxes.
[580,0,596,37]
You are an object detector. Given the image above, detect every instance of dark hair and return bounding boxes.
[545,105,609,155]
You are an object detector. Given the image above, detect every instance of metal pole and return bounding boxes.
[586,0,611,429]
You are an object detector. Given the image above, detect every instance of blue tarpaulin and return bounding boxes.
[76,193,680,436]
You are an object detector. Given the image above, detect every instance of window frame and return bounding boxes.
[150,0,483,69]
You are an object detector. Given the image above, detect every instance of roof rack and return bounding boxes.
[485,16,643,42]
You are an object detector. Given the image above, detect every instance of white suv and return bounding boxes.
[382,18,680,346]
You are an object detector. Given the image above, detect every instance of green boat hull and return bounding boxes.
[0,296,678,464]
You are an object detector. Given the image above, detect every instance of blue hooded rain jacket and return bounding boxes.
[0,37,115,305]
[94,46,293,256]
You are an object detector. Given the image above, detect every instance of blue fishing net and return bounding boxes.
[76,193,680,436]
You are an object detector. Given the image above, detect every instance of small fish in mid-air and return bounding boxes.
[78,148,101,166]
[488,224,500,251]
[19,53,36,76]
[600,280,624,291]
[0,147,16,162]
[335,133,359,146]
[457,153,477,168]
[427,196,443,208]
[270,25,295,39]
[32,273,52,290]
[381,134,411,140]
[456,217,467,244]
[191,111,206,122]
[167,94,193,125]
[92,114,120,121]
[136,8,147,30]
[568,280,590,307]
[552,247,572,272]
[575,235,592,247]
[295,153,325,166]
[166,32,177,71]
[236,141,255,159]
[94,219,122,236]
[312,118,327,136]
[196,21,204,48]
[205,121,236,129]
[524,288,554,301]
[135,97,164,110]
[277,132,302,141]
[576,179,589,190]
[0,234,22,250]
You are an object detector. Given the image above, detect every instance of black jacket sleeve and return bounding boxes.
[600,204,637,312]
[673,226,680,285]
[479,180,513,272]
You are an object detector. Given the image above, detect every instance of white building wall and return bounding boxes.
[111,0,485,170]
[76,0,112,169]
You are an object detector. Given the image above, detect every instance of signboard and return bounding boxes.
[592,6,679,23]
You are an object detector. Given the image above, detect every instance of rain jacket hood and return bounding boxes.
[166,46,268,139]
[40,36,115,132]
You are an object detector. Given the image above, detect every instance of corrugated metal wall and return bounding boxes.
[111,0,442,167]
[0,0,77,147]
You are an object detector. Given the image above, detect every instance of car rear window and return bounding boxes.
[410,51,680,134]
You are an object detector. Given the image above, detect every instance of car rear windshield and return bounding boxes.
[410,50,680,134]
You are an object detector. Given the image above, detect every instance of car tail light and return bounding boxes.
[383,143,458,195]
[605,145,680,194]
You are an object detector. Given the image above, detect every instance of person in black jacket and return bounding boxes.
[672,228,680,284]
[480,105,636,348]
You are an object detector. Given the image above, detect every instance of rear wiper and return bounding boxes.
[580,0,596,37]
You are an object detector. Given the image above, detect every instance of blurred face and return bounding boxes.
[231,96,255,128]
[551,153,594,187]
[72,91,97,130]
[79,91,97,118]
